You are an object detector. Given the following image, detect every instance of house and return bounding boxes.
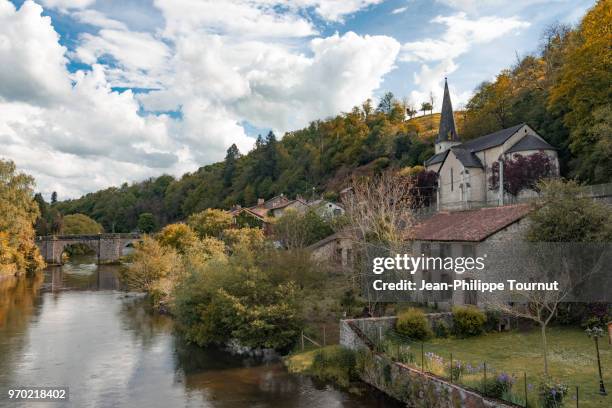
[425,79,559,210]
[307,230,355,270]
[309,199,345,220]
[410,204,532,309]
[268,197,310,218]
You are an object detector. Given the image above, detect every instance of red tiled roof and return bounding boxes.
[413,204,531,242]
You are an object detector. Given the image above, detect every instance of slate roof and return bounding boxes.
[413,204,531,242]
[425,123,528,169]
[424,150,449,166]
[451,147,483,168]
[459,123,525,152]
[506,134,556,154]
[436,78,459,143]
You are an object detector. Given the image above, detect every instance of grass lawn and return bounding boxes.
[415,327,611,408]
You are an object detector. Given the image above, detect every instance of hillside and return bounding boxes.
[407,111,466,142]
[51,1,610,233]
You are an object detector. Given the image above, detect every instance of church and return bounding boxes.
[424,79,559,210]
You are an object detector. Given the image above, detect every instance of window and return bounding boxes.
[440,243,451,258]
[464,278,478,305]
[462,244,475,258]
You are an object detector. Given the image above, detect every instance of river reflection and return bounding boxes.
[0,257,401,408]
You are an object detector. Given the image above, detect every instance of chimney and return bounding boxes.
[257,198,265,206]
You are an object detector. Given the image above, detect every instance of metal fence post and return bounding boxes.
[301,330,304,351]
[450,353,453,383]
[421,343,424,372]
[576,385,579,408]
[523,372,527,407]
[483,362,487,395]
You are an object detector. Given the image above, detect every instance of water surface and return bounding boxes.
[0,256,400,408]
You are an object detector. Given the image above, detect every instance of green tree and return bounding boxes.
[137,212,157,233]
[526,179,612,242]
[223,144,240,187]
[273,208,333,249]
[62,213,104,234]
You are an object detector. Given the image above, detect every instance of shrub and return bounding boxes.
[433,320,450,338]
[395,308,432,340]
[485,372,516,398]
[452,306,486,337]
[484,309,501,332]
[310,346,357,388]
[538,377,568,408]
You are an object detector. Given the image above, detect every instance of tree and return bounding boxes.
[137,213,157,233]
[548,0,612,183]
[119,236,182,309]
[526,179,612,242]
[489,152,556,197]
[156,223,198,254]
[273,208,333,249]
[428,91,435,115]
[420,102,432,116]
[342,171,417,315]
[376,92,395,114]
[51,191,57,204]
[187,208,233,239]
[0,159,45,275]
[223,144,240,187]
[62,213,104,234]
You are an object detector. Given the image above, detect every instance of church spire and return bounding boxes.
[436,78,458,144]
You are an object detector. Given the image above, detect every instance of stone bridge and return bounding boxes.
[36,233,141,265]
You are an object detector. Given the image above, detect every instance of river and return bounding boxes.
[0,256,401,408]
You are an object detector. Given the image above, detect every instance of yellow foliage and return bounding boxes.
[156,223,197,253]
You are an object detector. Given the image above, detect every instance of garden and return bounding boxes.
[374,307,611,408]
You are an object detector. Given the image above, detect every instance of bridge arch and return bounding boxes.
[36,234,141,265]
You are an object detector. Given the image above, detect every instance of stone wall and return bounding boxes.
[36,234,139,265]
[340,316,519,408]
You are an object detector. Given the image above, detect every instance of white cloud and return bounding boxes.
[0,0,399,198]
[401,13,529,62]
[401,12,529,110]
[72,9,128,30]
[75,29,171,88]
[392,6,408,14]
[40,0,96,11]
[0,1,71,104]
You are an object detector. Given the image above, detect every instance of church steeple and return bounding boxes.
[435,78,460,153]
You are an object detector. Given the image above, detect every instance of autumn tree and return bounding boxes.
[488,152,556,197]
[0,159,45,276]
[548,0,612,183]
[187,208,233,239]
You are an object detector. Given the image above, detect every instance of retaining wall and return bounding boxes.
[340,317,519,408]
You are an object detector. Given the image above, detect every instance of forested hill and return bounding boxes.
[53,1,610,233]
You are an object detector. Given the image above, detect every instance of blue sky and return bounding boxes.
[0,0,595,198]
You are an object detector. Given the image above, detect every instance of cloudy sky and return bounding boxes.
[0,0,594,199]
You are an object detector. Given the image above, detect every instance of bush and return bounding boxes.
[452,306,486,337]
[310,346,357,388]
[484,309,501,332]
[395,308,432,340]
[538,377,568,408]
[433,320,450,338]
[484,372,516,398]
